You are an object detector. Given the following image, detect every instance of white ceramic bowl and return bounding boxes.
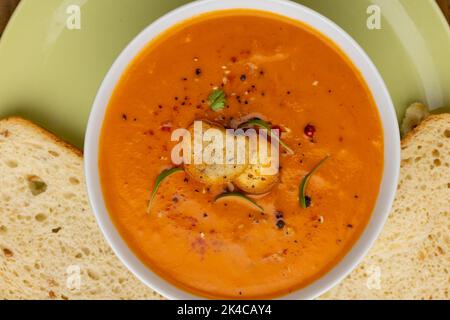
[85,0,400,300]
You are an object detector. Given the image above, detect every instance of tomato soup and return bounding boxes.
[99,10,384,299]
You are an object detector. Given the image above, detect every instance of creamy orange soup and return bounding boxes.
[99,10,384,299]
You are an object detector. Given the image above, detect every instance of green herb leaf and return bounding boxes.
[299,156,330,209]
[215,192,264,212]
[147,167,184,213]
[239,118,294,155]
[208,89,227,112]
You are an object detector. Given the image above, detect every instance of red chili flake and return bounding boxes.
[304,124,316,138]
[192,237,207,255]
[160,122,173,132]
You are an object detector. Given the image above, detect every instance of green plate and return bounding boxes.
[0,0,449,148]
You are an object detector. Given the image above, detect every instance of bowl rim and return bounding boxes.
[84,0,400,300]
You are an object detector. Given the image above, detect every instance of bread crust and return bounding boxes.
[0,116,83,158]
[401,113,450,148]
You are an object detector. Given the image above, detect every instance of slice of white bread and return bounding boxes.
[321,114,450,300]
[0,117,161,300]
